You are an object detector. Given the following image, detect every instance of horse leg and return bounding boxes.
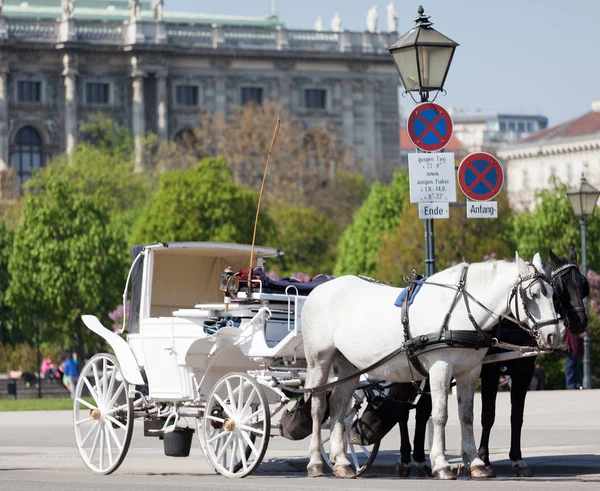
[509,357,536,478]
[428,362,455,480]
[328,354,359,479]
[412,381,432,477]
[396,405,412,477]
[306,350,335,477]
[455,363,493,479]
[478,362,501,475]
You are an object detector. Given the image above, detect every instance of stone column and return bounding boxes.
[131,57,145,171]
[362,81,377,179]
[341,81,354,150]
[62,54,78,162]
[156,71,168,140]
[0,67,8,171]
[215,77,226,115]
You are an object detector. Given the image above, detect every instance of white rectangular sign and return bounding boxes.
[418,202,450,219]
[466,200,498,218]
[409,153,456,203]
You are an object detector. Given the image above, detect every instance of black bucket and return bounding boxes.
[163,427,195,457]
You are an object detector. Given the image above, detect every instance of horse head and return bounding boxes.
[546,247,589,335]
[513,252,560,350]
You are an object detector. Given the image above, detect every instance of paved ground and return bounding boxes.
[1,389,599,490]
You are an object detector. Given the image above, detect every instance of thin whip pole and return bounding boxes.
[248,117,281,295]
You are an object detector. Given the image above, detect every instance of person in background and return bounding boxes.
[564,330,585,389]
[63,352,79,398]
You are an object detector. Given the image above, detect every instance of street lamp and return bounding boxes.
[387,6,458,277]
[566,174,600,389]
[387,5,458,104]
[32,313,43,399]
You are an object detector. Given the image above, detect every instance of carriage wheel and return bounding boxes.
[203,372,271,478]
[320,391,380,476]
[73,353,134,475]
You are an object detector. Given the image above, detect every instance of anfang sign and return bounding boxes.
[418,202,450,219]
[408,153,456,203]
[466,200,498,219]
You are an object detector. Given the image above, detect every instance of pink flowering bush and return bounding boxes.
[108,300,130,332]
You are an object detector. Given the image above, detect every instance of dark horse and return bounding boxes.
[392,248,589,478]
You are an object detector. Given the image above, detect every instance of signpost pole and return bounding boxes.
[420,93,435,277]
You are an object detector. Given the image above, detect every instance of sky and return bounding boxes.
[166,0,600,127]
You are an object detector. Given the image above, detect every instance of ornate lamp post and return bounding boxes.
[32,313,43,399]
[566,174,600,389]
[387,6,458,276]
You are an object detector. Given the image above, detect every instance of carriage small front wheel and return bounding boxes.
[203,372,271,478]
[73,353,134,475]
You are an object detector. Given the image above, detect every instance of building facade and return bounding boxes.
[0,0,401,189]
[498,102,600,211]
[450,110,548,154]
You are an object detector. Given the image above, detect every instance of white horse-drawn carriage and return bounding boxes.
[74,241,561,479]
[74,241,378,477]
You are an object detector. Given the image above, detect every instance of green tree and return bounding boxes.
[131,157,275,245]
[334,170,409,276]
[6,179,127,354]
[269,203,337,276]
[79,112,134,162]
[374,190,515,282]
[511,179,600,271]
[0,221,14,344]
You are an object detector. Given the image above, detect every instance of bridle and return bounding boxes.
[550,263,588,330]
[509,266,560,344]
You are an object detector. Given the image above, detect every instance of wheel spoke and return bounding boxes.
[75,397,96,411]
[88,421,101,463]
[213,394,235,419]
[237,435,248,471]
[80,420,99,446]
[105,423,114,467]
[105,365,117,407]
[106,414,126,431]
[228,436,238,473]
[102,358,108,405]
[105,401,129,416]
[83,377,101,407]
[240,424,264,436]
[241,406,263,425]
[92,362,102,402]
[237,378,246,415]
[225,379,237,413]
[240,388,257,417]
[215,432,233,462]
[207,430,228,444]
[99,425,106,470]
[106,381,126,410]
[205,414,225,424]
[106,422,124,452]
[241,429,259,459]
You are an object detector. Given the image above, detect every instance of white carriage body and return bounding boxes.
[86,242,307,402]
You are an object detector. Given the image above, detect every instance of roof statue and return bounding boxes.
[153,0,163,22]
[0,0,3,17]
[314,16,324,32]
[331,12,342,32]
[129,0,142,22]
[61,0,75,21]
[366,4,378,33]
[387,1,397,32]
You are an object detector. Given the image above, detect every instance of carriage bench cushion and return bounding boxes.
[394,277,426,308]
[236,267,335,295]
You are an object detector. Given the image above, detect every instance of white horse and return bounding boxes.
[302,252,560,480]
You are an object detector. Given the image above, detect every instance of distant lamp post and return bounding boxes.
[566,174,600,390]
[387,6,458,277]
[32,313,43,399]
[387,5,458,104]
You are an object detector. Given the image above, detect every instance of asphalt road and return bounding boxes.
[2,389,600,490]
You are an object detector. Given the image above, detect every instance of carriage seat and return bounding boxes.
[235,267,334,296]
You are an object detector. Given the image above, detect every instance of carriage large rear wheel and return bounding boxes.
[73,353,134,475]
[202,372,270,478]
[320,390,380,476]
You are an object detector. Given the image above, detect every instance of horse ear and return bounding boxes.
[533,252,544,272]
[548,248,561,265]
[568,245,578,264]
[516,251,529,276]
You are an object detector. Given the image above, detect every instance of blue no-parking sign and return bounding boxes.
[406,103,453,152]
[457,152,504,201]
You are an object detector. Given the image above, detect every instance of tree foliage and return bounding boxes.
[512,179,600,271]
[269,203,337,276]
[374,190,515,283]
[79,112,134,162]
[131,157,276,245]
[6,178,127,353]
[334,170,409,276]
[0,221,14,344]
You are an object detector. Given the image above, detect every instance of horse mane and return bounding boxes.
[436,259,516,294]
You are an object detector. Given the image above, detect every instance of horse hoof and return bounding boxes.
[515,466,533,478]
[333,464,356,479]
[433,467,456,480]
[395,462,411,478]
[471,464,495,479]
[485,464,496,477]
[307,463,326,477]
[413,462,432,478]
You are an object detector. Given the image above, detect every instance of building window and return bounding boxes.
[499,121,507,132]
[241,87,263,106]
[527,121,534,132]
[86,83,110,104]
[517,122,525,133]
[175,85,199,106]
[10,126,43,184]
[304,89,327,109]
[17,81,41,102]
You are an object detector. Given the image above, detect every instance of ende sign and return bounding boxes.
[466,200,498,219]
[408,153,456,203]
[418,203,450,219]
